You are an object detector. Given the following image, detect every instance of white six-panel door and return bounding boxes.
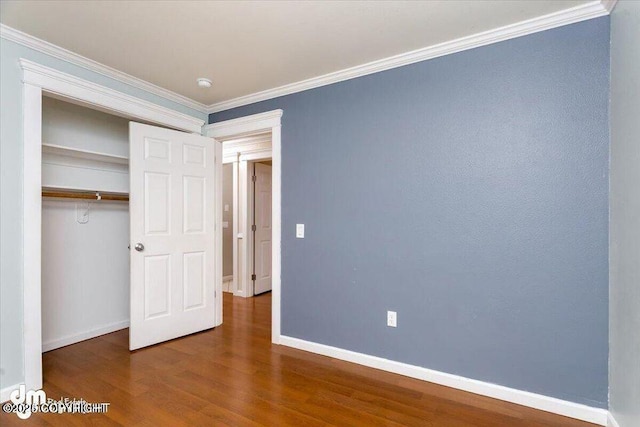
[253,163,272,295]
[129,122,220,350]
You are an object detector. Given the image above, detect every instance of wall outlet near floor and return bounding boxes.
[296,223,305,238]
[387,311,397,327]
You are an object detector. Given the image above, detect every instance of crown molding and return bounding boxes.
[2,0,615,117]
[207,0,611,114]
[601,0,618,14]
[1,24,208,114]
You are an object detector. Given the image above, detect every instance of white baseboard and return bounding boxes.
[279,335,608,426]
[1,384,20,403]
[608,411,621,427]
[42,320,129,352]
[222,275,234,293]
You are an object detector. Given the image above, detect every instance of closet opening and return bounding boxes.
[41,96,133,354]
[22,59,214,393]
[39,92,222,365]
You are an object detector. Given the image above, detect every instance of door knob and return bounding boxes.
[134,243,145,252]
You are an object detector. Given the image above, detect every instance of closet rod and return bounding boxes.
[42,190,129,202]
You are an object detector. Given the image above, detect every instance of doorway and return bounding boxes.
[221,159,273,297]
[204,111,283,344]
[218,132,273,299]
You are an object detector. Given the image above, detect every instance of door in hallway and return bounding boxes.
[253,162,272,295]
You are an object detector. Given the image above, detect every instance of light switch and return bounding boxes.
[222,221,229,229]
[224,204,230,212]
[296,224,305,238]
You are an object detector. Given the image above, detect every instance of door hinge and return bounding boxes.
[251,224,256,231]
[251,274,256,281]
[252,175,257,182]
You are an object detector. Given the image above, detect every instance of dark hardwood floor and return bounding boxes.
[2,293,595,426]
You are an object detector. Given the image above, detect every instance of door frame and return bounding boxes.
[20,59,206,394]
[204,110,282,344]
[220,133,272,298]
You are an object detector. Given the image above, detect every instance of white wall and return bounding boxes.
[609,2,640,426]
[41,97,130,351]
[42,200,129,351]
[43,97,129,156]
[42,97,130,193]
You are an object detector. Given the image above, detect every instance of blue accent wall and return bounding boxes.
[211,18,610,407]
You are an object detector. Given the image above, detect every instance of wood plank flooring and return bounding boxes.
[1,293,596,426]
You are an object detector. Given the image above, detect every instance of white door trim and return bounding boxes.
[204,110,282,344]
[238,158,251,298]
[20,59,204,133]
[20,59,207,393]
[23,82,43,393]
[221,132,272,164]
[232,159,239,296]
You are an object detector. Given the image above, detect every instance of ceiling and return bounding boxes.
[1,1,593,107]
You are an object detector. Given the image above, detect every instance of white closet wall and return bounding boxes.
[43,98,128,155]
[42,97,129,193]
[42,200,129,350]
[41,97,130,351]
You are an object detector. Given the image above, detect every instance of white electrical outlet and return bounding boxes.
[387,311,397,327]
[296,224,305,238]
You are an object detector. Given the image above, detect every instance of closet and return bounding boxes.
[21,61,223,389]
[41,96,131,352]
[38,93,221,358]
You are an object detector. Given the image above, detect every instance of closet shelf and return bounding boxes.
[42,143,128,165]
